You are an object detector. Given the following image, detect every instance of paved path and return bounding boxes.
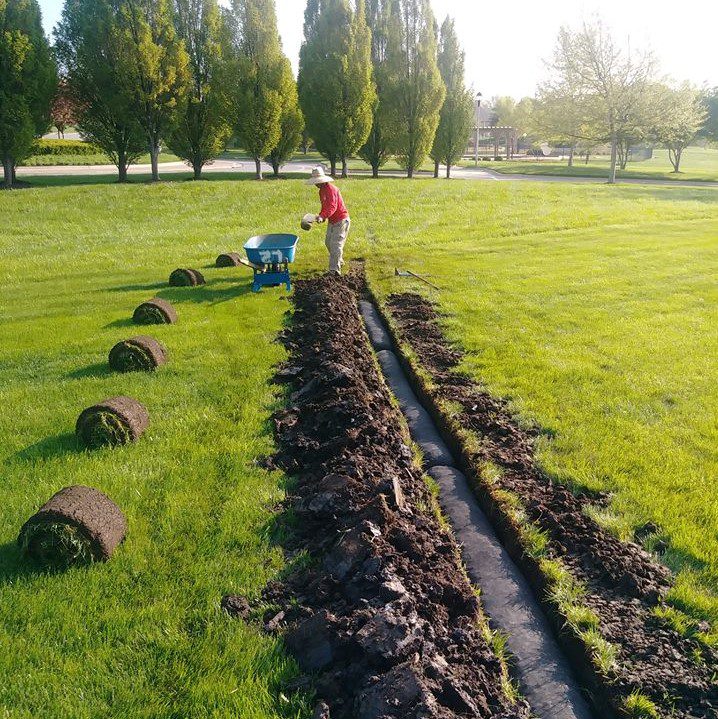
[11,157,718,189]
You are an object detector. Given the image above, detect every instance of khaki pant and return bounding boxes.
[324,218,350,273]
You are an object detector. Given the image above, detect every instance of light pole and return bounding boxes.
[474,92,482,165]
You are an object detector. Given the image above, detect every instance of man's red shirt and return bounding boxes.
[318,182,349,224]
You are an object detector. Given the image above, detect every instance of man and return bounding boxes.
[307,166,350,275]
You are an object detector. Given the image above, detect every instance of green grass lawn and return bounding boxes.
[470,146,718,182]
[1,176,718,715]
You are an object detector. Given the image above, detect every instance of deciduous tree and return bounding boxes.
[265,57,304,176]
[298,0,375,177]
[226,0,287,179]
[0,0,56,188]
[699,87,718,144]
[430,16,473,179]
[168,0,231,179]
[115,0,190,181]
[56,0,146,182]
[652,83,706,172]
[383,0,444,177]
[544,22,655,183]
[358,0,392,177]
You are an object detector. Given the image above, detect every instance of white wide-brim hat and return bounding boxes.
[306,166,335,185]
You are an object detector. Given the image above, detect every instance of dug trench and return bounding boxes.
[375,291,718,719]
[239,273,535,719]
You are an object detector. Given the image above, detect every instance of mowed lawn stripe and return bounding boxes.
[368,213,718,625]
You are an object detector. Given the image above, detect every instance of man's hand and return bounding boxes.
[315,215,325,224]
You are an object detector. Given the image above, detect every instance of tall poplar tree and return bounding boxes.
[430,16,473,179]
[383,0,444,177]
[298,0,375,177]
[0,0,56,188]
[56,0,146,182]
[168,0,231,179]
[265,56,304,176]
[358,0,391,177]
[116,0,190,181]
[226,0,287,179]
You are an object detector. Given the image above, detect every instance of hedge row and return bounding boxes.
[33,139,103,156]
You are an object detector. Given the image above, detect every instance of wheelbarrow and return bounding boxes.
[242,233,299,292]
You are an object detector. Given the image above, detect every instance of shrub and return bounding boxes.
[32,139,103,156]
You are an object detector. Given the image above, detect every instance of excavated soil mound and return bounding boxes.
[258,274,530,719]
[76,396,149,449]
[169,268,205,286]
[108,335,167,372]
[215,252,242,267]
[385,292,718,719]
[19,485,127,566]
[132,298,177,325]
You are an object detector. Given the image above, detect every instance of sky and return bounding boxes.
[39,0,718,99]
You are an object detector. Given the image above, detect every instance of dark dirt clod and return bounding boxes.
[132,297,177,325]
[385,292,718,719]
[260,274,530,719]
[220,594,251,619]
[215,252,242,267]
[19,485,127,564]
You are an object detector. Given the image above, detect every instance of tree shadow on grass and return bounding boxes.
[65,362,112,380]
[12,433,82,463]
[103,317,135,329]
[106,282,166,293]
[0,541,51,583]
[155,280,256,305]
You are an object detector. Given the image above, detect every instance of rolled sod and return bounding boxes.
[108,335,167,373]
[76,396,149,449]
[19,485,127,566]
[216,252,242,267]
[132,297,177,325]
[169,268,205,287]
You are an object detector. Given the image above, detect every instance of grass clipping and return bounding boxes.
[76,396,149,449]
[109,335,167,372]
[19,485,127,567]
[132,297,177,325]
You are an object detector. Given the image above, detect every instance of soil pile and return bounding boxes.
[385,292,717,719]
[262,275,530,719]
[108,336,167,372]
[76,396,149,449]
[19,485,127,566]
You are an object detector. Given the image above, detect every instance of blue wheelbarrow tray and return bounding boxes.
[243,234,299,292]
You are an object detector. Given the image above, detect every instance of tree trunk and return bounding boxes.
[407,164,414,179]
[330,158,337,176]
[585,152,590,165]
[433,158,439,178]
[150,144,160,182]
[272,158,281,177]
[371,161,379,178]
[118,150,128,183]
[669,146,682,172]
[568,146,574,167]
[3,156,13,189]
[193,161,202,180]
[341,158,348,178]
[608,136,618,184]
[446,162,451,179]
[254,157,263,180]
